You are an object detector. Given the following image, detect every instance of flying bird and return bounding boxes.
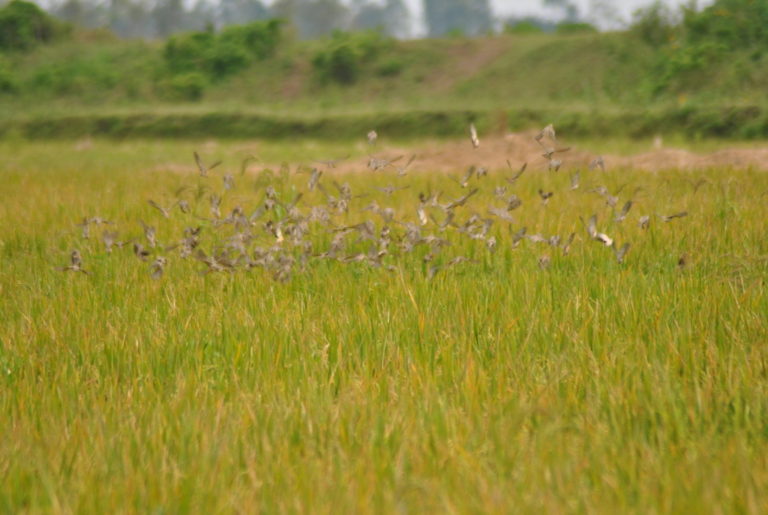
[194,152,222,177]
[59,250,88,274]
[469,123,480,149]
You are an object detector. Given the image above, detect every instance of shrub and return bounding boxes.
[312,30,390,85]
[164,31,215,74]
[555,22,598,35]
[504,21,545,35]
[218,19,283,60]
[682,0,768,49]
[0,67,17,94]
[376,58,404,77]
[163,20,283,81]
[0,0,69,51]
[631,2,676,47]
[204,40,250,78]
[159,72,207,101]
[640,0,767,96]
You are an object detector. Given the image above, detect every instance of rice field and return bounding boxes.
[1,137,767,513]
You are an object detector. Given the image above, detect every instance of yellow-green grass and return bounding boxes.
[1,140,767,513]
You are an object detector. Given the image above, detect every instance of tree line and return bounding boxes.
[22,0,584,40]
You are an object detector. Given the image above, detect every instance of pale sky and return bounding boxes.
[37,0,714,35]
[404,0,711,32]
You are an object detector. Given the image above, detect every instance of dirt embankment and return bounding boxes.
[145,131,768,176]
[339,131,768,174]
[356,132,768,172]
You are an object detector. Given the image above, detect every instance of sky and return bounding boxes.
[35,0,713,35]
[410,0,706,30]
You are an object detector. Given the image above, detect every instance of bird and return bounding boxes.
[139,220,157,248]
[613,242,630,264]
[469,123,480,149]
[452,166,476,188]
[589,156,605,171]
[376,184,409,196]
[541,147,571,160]
[368,155,402,172]
[562,232,576,256]
[585,214,614,247]
[101,230,125,253]
[223,174,235,191]
[194,151,222,177]
[535,124,556,144]
[150,256,167,279]
[395,155,417,177]
[614,200,633,222]
[315,155,350,169]
[505,161,527,184]
[367,130,378,145]
[148,199,176,219]
[307,168,322,191]
[661,211,688,222]
[59,250,88,274]
[538,189,553,205]
[570,171,580,190]
[133,242,151,262]
[442,188,478,211]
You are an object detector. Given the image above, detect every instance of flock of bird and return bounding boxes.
[59,124,690,281]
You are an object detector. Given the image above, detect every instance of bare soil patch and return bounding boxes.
[335,131,768,174]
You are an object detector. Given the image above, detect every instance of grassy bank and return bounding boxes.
[2,104,768,141]
[2,0,768,140]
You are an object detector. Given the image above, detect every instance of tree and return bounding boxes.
[423,0,492,37]
[350,0,410,38]
[271,0,348,39]
[219,0,269,28]
[108,0,154,39]
[543,0,580,23]
[153,0,185,38]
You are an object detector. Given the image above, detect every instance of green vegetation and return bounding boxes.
[635,0,768,97]
[312,30,393,84]
[0,0,766,139]
[0,0,70,51]
[1,138,767,511]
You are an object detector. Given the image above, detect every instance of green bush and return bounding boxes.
[631,2,676,47]
[376,58,404,77]
[312,30,390,85]
[164,20,283,81]
[504,21,545,35]
[159,72,207,101]
[683,0,768,49]
[0,0,69,51]
[218,19,283,60]
[640,0,768,96]
[555,22,598,35]
[164,31,216,74]
[29,58,119,96]
[0,66,18,94]
[204,40,250,78]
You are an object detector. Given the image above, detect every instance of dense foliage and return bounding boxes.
[311,30,392,84]
[164,20,282,78]
[0,0,69,51]
[632,0,768,95]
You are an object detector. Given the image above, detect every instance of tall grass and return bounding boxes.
[1,140,767,512]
